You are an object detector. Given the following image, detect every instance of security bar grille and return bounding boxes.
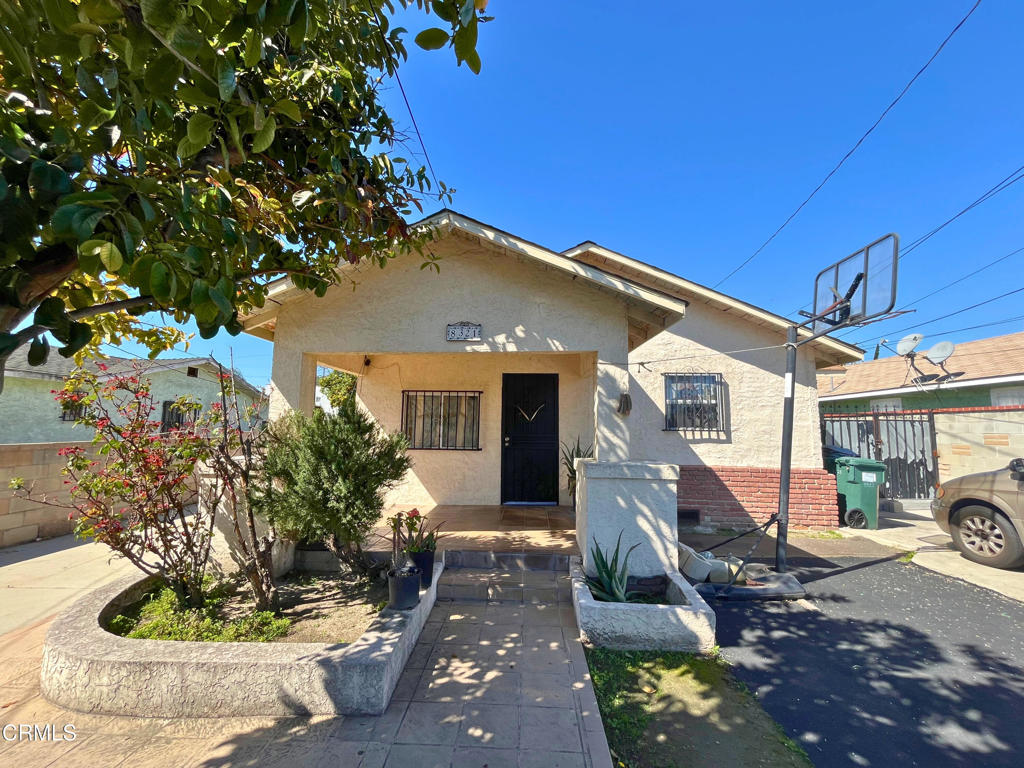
[402,390,482,450]
[59,395,86,422]
[664,373,725,433]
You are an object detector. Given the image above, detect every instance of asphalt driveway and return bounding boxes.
[714,556,1024,768]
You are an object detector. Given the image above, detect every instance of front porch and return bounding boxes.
[371,504,579,554]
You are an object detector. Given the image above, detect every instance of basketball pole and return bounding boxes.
[775,324,798,573]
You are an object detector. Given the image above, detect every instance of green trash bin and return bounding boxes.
[834,457,887,529]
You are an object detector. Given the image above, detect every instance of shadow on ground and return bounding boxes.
[714,558,1024,768]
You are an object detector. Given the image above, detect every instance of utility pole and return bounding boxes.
[775,324,798,573]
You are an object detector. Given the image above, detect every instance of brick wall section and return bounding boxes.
[677,465,840,530]
[0,442,91,548]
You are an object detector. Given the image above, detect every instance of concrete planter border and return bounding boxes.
[40,559,444,717]
[570,556,716,652]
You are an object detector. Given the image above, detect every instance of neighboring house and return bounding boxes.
[242,210,861,529]
[0,351,263,444]
[818,331,1024,495]
[818,331,1024,412]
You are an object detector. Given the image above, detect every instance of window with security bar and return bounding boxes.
[160,400,197,432]
[59,394,86,422]
[402,391,482,450]
[664,373,725,432]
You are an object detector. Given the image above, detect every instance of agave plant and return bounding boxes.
[561,437,594,509]
[585,533,643,603]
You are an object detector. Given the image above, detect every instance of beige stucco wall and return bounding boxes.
[627,306,824,469]
[269,236,631,466]
[265,233,831,510]
[0,366,257,445]
[318,352,595,507]
[934,410,1024,483]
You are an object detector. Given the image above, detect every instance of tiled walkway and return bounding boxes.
[0,574,611,768]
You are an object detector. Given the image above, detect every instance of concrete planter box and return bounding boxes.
[40,559,444,717]
[570,557,715,652]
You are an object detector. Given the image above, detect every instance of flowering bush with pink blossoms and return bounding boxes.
[10,363,218,609]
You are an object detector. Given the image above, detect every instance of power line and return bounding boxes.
[369,4,440,193]
[894,163,1024,262]
[846,285,1024,346]
[598,343,787,369]
[896,244,1024,311]
[713,0,984,289]
[791,162,1024,318]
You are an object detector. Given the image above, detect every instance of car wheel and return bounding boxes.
[845,508,867,529]
[950,506,1024,569]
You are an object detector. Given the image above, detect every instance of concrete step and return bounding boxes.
[437,567,573,604]
[441,549,571,572]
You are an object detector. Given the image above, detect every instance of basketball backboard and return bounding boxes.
[811,233,898,333]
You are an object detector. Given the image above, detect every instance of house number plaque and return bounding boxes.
[446,322,482,342]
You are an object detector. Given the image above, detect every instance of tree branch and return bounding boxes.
[7,295,157,352]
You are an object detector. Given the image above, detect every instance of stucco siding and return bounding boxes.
[0,366,256,444]
[323,352,595,507]
[270,236,631,462]
[628,307,823,469]
[0,378,87,443]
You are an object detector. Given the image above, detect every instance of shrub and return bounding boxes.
[260,402,411,577]
[110,583,290,643]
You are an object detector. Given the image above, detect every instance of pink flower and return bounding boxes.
[407,508,421,518]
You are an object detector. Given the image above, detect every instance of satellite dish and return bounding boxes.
[925,341,956,366]
[897,333,924,356]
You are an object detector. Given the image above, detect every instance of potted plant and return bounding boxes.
[403,509,447,588]
[386,511,421,610]
[561,437,594,511]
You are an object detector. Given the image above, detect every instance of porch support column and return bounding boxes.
[268,346,317,420]
[594,359,629,461]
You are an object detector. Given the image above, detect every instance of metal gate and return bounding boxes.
[821,407,938,499]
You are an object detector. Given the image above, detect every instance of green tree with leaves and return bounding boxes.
[0,0,492,389]
[318,368,356,409]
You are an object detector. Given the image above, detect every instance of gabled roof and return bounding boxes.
[817,330,1024,401]
[241,209,862,365]
[242,210,689,345]
[562,241,862,366]
[5,349,263,400]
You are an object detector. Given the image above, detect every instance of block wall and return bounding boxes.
[0,442,89,547]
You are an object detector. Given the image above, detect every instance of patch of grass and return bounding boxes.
[109,582,290,643]
[797,529,844,539]
[585,647,812,768]
[898,550,916,563]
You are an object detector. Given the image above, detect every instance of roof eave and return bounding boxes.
[242,210,689,339]
[562,242,863,366]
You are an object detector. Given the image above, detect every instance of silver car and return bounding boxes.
[931,458,1024,569]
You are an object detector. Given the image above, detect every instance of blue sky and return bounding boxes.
[121,0,1024,385]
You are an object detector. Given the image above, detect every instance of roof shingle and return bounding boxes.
[818,330,1024,397]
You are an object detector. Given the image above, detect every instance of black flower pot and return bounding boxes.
[409,550,436,588]
[387,566,422,610]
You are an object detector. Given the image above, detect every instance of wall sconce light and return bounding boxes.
[617,393,632,416]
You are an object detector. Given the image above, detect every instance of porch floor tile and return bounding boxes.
[371,505,579,554]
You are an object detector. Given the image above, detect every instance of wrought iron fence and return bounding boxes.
[821,404,938,499]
